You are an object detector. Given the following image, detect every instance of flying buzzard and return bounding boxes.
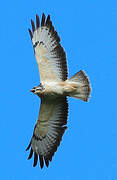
[26,13,91,168]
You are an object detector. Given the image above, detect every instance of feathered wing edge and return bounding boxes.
[26,97,68,169]
[26,127,67,168]
[28,13,68,81]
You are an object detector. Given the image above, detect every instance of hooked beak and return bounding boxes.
[30,88,36,93]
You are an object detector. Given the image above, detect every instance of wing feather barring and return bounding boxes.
[26,13,91,168]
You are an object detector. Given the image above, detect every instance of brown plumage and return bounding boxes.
[26,13,91,169]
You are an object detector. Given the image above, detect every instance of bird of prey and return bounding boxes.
[26,13,91,169]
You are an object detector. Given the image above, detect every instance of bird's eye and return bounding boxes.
[36,87,42,90]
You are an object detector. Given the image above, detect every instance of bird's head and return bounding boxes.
[30,84,44,96]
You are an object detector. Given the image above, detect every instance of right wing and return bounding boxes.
[26,97,68,168]
[29,13,68,83]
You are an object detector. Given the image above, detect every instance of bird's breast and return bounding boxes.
[42,81,65,96]
[41,81,77,97]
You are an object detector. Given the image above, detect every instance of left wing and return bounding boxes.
[28,13,68,83]
[26,97,68,168]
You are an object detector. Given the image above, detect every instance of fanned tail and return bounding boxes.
[68,70,91,102]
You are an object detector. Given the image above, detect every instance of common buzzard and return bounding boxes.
[26,13,91,168]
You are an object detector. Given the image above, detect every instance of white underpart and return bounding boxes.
[43,81,65,95]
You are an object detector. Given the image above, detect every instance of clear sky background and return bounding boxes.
[0,0,117,179]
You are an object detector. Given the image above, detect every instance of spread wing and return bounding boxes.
[26,97,68,168]
[29,13,68,83]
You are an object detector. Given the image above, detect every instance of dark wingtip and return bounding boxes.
[48,14,50,19]
[39,155,44,169]
[41,13,45,26]
[42,12,45,17]
[47,14,50,21]
[33,152,38,167]
[45,157,49,167]
[36,14,40,29]
[28,28,33,40]
[26,141,31,151]
[31,19,35,32]
[28,148,33,160]
[46,15,50,25]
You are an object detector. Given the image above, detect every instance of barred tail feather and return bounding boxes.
[69,70,91,102]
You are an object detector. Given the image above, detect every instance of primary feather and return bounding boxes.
[29,13,68,83]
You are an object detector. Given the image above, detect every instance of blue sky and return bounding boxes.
[0,0,117,179]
